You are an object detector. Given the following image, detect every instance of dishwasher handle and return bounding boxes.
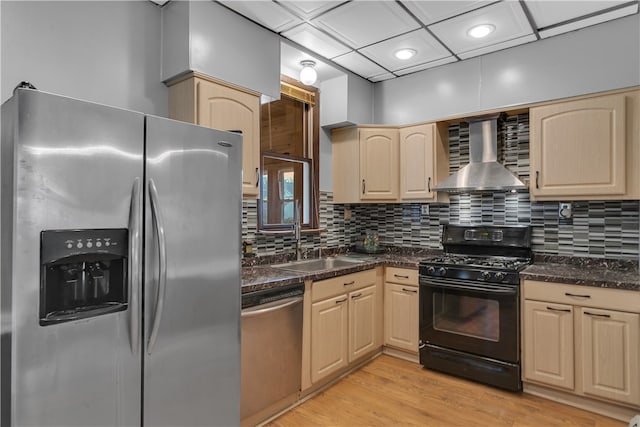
[241,296,303,318]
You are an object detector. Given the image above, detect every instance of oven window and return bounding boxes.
[433,292,500,341]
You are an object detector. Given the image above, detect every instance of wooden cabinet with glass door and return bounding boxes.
[167,73,261,198]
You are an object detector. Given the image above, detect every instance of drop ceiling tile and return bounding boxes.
[310,1,421,49]
[401,0,494,25]
[394,56,458,76]
[359,29,451,72]
[279,1,347,20]
[332,51,389,79]
[282,23,352,59]
[369,73,396,82]
[457,34,537,59]
[218,1,302,33]
[524,0,630,29]
[538,3,639,38]
[428,1,534,57]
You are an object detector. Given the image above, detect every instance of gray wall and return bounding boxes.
[161,1,281,99]
[374,14,640,125]
[1,1,167,115]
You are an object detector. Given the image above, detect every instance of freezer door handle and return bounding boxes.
[128,177,142,354]
[148,179,168,355]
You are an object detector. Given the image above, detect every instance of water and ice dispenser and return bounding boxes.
[40,229,128,326]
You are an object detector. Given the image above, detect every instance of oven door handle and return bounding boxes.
[420,277,517,295]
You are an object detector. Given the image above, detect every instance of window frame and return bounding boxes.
[258,75,319,232]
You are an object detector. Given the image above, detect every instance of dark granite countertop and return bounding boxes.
[520,256,639,291]
[241,252,429,294]
[242,250,640,294]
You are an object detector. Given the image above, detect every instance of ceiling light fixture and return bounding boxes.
[394,48,416,60]
[467,24,495,39]
[299,60,317,85]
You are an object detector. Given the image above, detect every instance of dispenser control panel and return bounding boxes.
[40,228,128,326]
[41,229,127,263]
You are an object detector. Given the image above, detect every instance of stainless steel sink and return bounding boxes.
[271,256,370,273]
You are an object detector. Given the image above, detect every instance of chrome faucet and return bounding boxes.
[293,200,302,261]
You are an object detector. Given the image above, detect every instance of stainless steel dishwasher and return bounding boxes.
[241,283,304,424]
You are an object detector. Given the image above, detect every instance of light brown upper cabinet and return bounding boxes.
[359,128,399,201]
[529,89,639,200]
[332,125,449,204]
[332,126,399,203]
[167,73,261,198]
[399,123,449,202]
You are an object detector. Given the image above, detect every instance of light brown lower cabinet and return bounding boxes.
[383,267,419,354]
[310,269,382,384]
[522,280,640,411]
[310,293,349,382]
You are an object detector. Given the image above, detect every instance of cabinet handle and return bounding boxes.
[427,177,431,193]
[546,306,571,313]
[394,274,410,279]
[255,168,259,187]
[584,311,611,318]
[402,288,417,293]
[343,280,355,286]
[565,292,591,299]
[335,297,347,304]
[351,293,362,299]
[362,179,366,194]
[535,171,539,189]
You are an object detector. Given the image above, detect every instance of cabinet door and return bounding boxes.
[359,128,399,200]
[399,124,435,200]
[348,285,377,362]
[581,308,639,406]
[530,93,626,198]
[311,294,349,383]
[196,79,261,198]
[523,300,574,390]
[384,283,418,353]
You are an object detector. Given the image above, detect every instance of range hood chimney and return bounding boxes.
[433,115,527,193]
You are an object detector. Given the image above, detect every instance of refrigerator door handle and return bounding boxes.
[148,179,168,355]
[128,178,142,354]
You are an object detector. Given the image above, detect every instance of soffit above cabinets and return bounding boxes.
[213,0,639,83]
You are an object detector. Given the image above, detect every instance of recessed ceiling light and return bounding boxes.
[467,24,495,39]
[394,48,416,60]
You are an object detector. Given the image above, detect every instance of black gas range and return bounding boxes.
[418,224,532,391]
[420,254,531,285]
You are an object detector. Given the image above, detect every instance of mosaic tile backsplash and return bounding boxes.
[242,114,640,260]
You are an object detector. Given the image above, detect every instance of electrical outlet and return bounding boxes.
[421,205,429,216]
[559,202,572,219]
[344,207,352,220]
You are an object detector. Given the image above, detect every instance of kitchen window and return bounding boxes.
[259,77,318,230]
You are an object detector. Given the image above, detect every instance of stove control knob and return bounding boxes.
[427,266,436,274]
[494,272,505,281]
[481,271,492,280]
[438,267,447,276]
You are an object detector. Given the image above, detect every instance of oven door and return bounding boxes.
[419,276,519,363]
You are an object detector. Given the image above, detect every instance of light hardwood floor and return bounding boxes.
[266,355,626,427]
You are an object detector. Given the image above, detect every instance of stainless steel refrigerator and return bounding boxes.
[1,87,242,426]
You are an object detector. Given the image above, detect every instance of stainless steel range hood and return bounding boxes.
[433,116,527,193]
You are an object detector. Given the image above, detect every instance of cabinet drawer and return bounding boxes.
[523,280,640,313]
[312,269,376,303]
[385,267,418,285]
